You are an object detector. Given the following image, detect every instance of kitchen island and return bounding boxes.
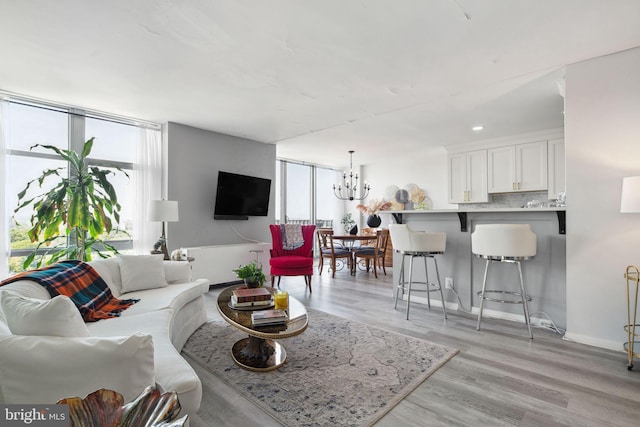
[383,208,566,330]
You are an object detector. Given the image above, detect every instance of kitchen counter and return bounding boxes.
[381,207,566,329]
[386,207,566,234]
[386,207,565,213]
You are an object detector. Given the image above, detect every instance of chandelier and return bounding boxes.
[333,150,371,201]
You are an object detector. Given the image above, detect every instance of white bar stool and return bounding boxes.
[472,224,537,339]
[389,224,448,320]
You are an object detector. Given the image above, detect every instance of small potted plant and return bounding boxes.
[341,213,356,234]
[233,261,266,288]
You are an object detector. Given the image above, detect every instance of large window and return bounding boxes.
[275,160,342,229]
[3,99,160,273]
[316,167,341,228]
[285,162,312,223]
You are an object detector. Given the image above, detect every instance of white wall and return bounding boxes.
[564,47,640,350]
[362,145,457,215]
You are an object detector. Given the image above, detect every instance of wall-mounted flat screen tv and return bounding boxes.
[214,171,271,220]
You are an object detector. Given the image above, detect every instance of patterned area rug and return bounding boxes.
[182,309,457,427]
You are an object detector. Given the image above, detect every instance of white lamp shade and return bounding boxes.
[620,176,640,213]
[148,200,179,222]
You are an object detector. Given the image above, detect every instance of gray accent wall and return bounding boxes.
[166,122,276,251]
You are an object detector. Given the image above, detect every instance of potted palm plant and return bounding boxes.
[13,137,128,268]
[233,260,266,288]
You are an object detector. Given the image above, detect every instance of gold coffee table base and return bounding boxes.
[231,336,287,372]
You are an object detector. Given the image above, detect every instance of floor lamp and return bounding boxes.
[148,200,179,260]
[621,176,640,370]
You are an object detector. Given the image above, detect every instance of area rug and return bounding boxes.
[182,309,458,426]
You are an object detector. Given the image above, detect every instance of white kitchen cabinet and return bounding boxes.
[448,150,488,203]
[547,138,565,199]
[488,140,547,193]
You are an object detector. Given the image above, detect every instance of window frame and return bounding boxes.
[4,97,159,268]
[276,159,343,228]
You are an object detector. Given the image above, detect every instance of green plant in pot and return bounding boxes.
[233,260,266,288]
[340,213,356,233]
[13,137,128,269]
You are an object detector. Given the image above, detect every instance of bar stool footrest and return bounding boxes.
[398,281,443,293]
[477,290,532,304]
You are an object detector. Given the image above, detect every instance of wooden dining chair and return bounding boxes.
[317,228,352,278]
[357,227,377,249]
[353,229,390,278]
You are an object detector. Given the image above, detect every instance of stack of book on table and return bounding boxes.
[251,309,288,326]
[231,287,273,308]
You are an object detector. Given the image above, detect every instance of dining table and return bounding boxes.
[331,233,377,275]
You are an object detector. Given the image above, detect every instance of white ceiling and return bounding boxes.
[1,1,640,168]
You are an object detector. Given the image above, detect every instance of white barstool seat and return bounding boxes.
[472,224,537,339]
[388,224,448,320]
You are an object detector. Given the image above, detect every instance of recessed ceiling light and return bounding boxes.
[472,125,484,132]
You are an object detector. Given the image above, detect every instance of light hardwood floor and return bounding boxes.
[186,266,640,426]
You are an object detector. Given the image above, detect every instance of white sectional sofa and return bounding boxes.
[0,255,209,416]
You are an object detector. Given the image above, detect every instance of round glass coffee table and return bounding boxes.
[216,286,308,372]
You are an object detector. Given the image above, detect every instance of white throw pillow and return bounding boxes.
[0,319,11,337]
[118,255,168,293]
[163,261,192,284]
[0,333,155,404]
[88,257,123,297]
[0,292,89,337]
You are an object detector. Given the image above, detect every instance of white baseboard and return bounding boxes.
[404,295,560,329]
[403,295,625,352]
[562,331,625,353]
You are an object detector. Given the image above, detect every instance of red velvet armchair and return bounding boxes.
[269,224,316,292]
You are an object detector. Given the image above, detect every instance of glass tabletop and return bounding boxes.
[216,285,308,339]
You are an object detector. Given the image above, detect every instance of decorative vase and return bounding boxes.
[366,214,382,228]
[349,224,358,235]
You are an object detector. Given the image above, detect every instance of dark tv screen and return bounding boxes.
[214,171,271,219]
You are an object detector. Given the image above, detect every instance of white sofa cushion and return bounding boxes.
[0,333,155,404]
[88,258,122,297]
[88,258,192,294]
[118,279,209,317]
[163,261,192,284]
[87,309,201,415]
[0,292,89,337]
[118,255,168,293]
[0,280,51,300]
[0,282,51,328]
[0,319,10,337]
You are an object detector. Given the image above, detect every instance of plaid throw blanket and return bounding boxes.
[281,224,304,250]
[0,260,139,322]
